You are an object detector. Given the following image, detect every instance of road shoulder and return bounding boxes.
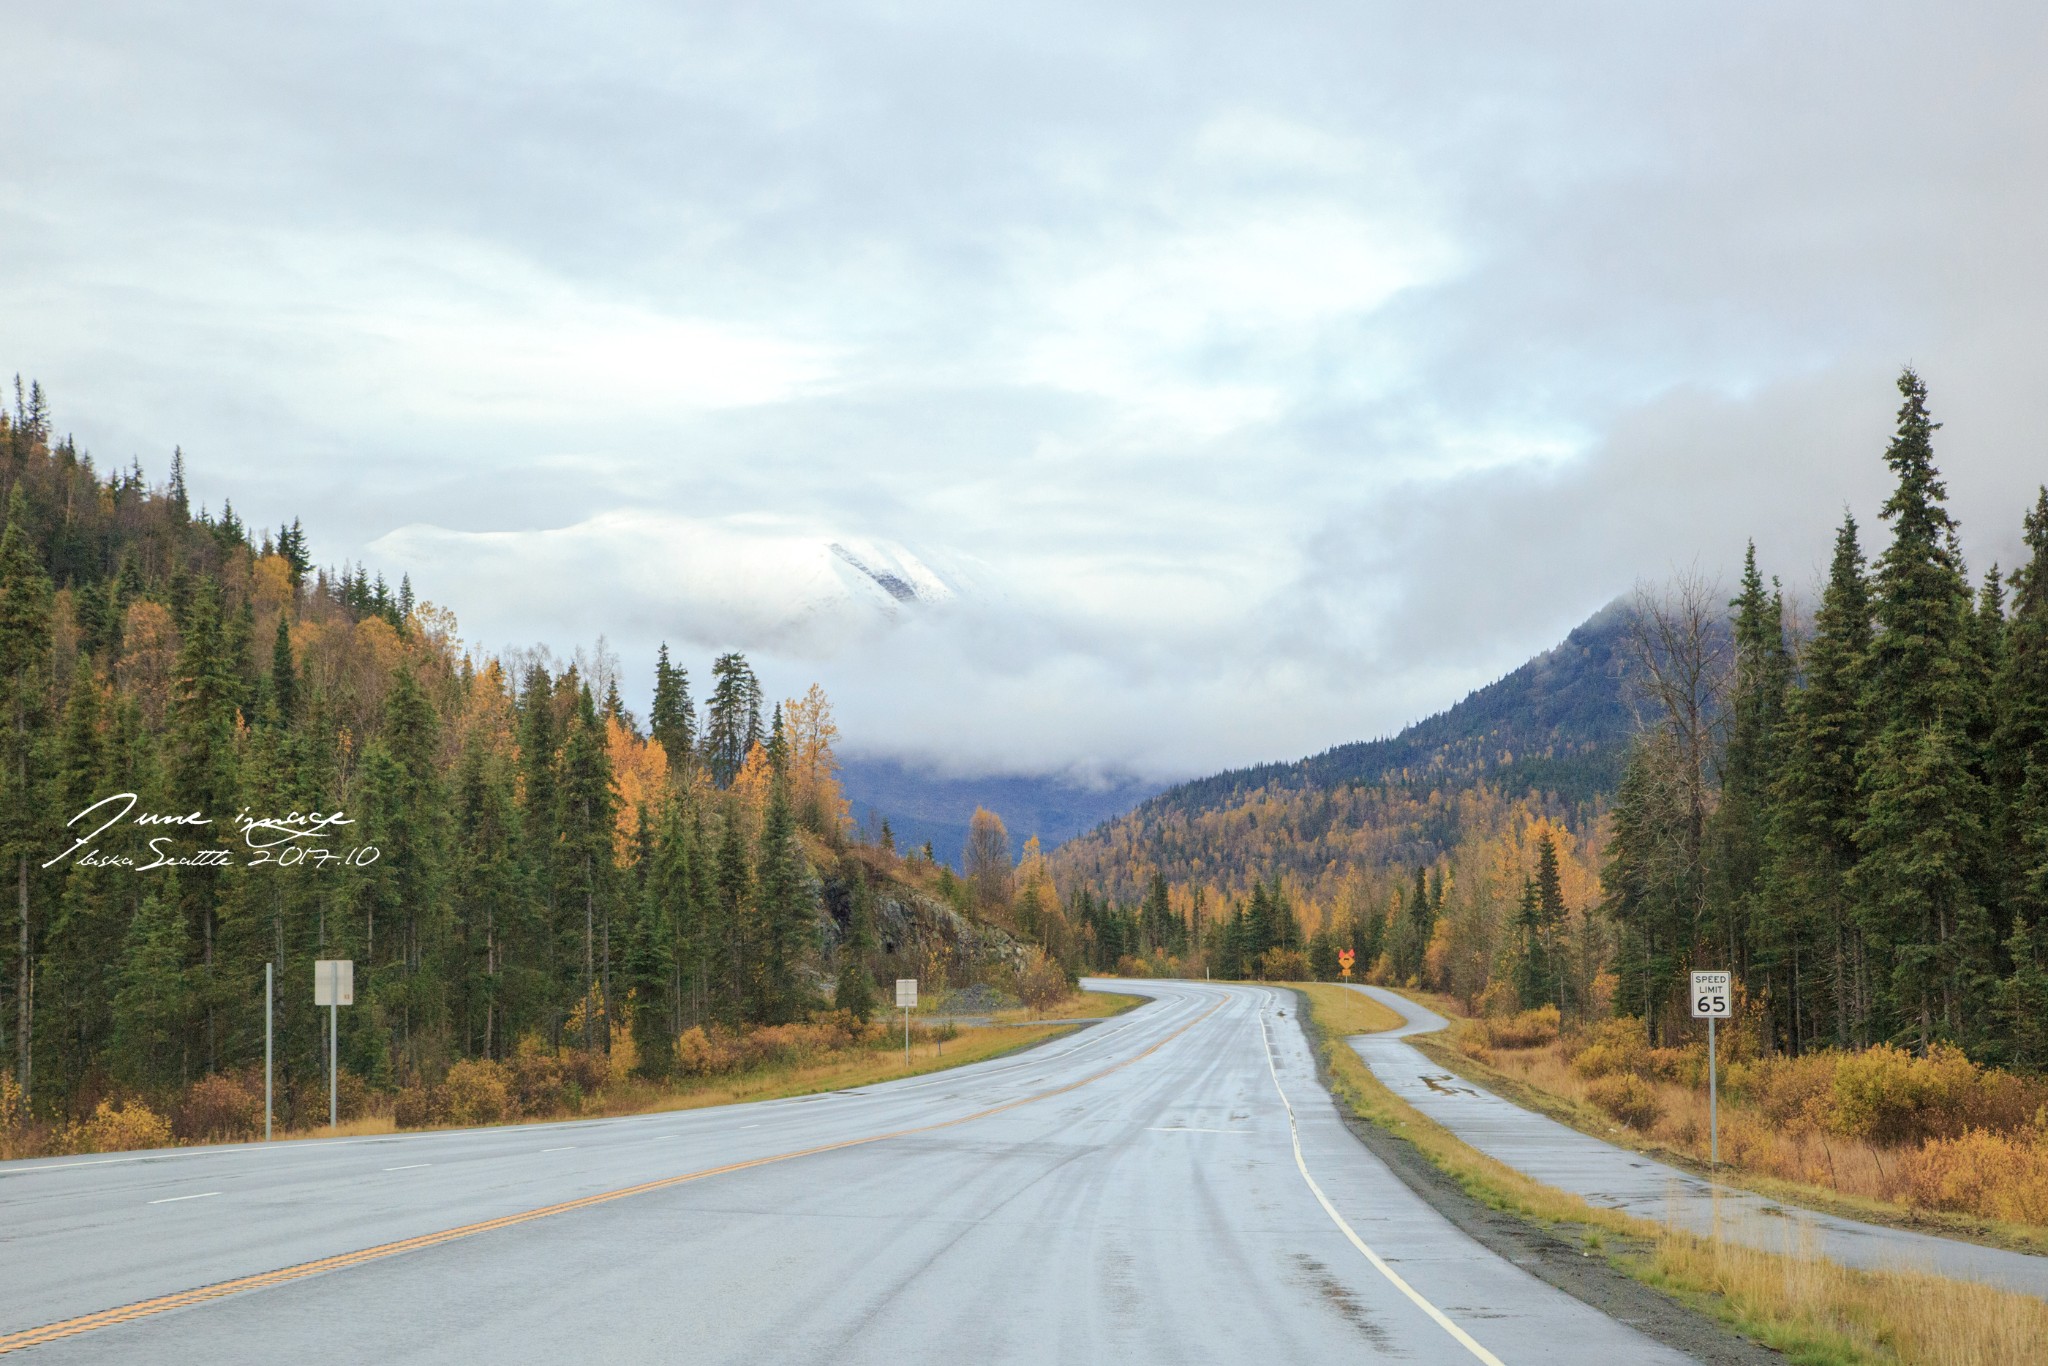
[1286,986,1789,1366]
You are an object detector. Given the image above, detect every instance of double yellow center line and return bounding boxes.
[1,996,1221,1356]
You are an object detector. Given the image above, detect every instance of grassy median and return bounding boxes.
[1294,983,2048,1366]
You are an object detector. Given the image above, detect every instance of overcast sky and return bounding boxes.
[5,3,2045,781]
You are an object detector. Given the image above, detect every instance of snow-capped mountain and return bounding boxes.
[372,512,974,658]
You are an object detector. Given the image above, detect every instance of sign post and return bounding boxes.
[1337,948,1356,980]
[895,978,917,1067]
[314,960,354,1129]
[264,962,273,1142]
[1690,969,1732,1167]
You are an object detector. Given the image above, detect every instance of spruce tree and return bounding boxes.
[1994,488,2048,1062]
[649,644,694,770]
[1854,369,1985,1049]
[712,812,750,1024]
[752,774,808,1024]
[268,614,297,726]
[1769,514,1873,1047]
[835,870,878,1022]
[0,489,53,1094]
[557,686,618,1051]
[111,887,191,1092]
[705,653,758,787]
[626,804,676,1078]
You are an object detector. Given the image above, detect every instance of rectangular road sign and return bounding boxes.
[314,959,354,1006]
[1690,970,1731,1019]
[895,978,917,1010]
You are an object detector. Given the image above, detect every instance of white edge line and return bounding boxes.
[383,1164,431,1171]
[1259,1008,1506,1366]
[147,1191,221,1205]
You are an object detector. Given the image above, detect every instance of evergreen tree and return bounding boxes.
[711,812,750,1025]
[752,774,809,1024]
[111,888,191,1092]
[1512,831,1568,1010]
[557,685,618,1051]
[649,644,694,770]
[1853,369,1986,1049]
[1994,488,2048,1062]
[268,614,297,726]
[835,870,879,1022]
[705,653,759,787]
[0,488,53,1093]
[626,804,676,1078]
[1769,514,1874,1047]
[517,665,563,1042]
[452,737,521,1058]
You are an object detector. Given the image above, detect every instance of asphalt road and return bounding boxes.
[1,981,1693,1364]
[1347,984,2048,1298]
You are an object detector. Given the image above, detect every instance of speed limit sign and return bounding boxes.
[1691,971,1732,1019]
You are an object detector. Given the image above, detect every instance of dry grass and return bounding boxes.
[1297,987,2048,1366]
[1293,982,1404,1035]
[1408,1007,2048,1255]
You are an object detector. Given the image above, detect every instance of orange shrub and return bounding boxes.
[1828,1044,1988,1146]
[507,1047,567,1114]
[1586,1073,1661,1130]
[174,1073,261,1143]
[1016,949,1069,1010]
[1570,1017,1651,1078]
[393,1083,439,1129]
[675,1026,743,1077]
[71,1099,174,1153]
[1728,1052,1838,1133]
[288,1069,369,1126]
[560,1049,610,1100]
[1474,980,1519,1020]
[1482,1005,1560,1049]
[442,1059,511,1126]
[1644,1045,1705,1087]
[1896,1129,2048,1225]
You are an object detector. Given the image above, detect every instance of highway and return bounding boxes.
[0,981,1694,1363]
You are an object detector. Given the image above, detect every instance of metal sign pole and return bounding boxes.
[264,961,273,1142]
[1689,968,1731,1171]
[329,983,338,1129]
[1708,1016,1718,1168]
[903,1004,910,1066]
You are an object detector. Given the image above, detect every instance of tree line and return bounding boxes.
[0,384,884,1120]
[1045,370,2048,1074]
[1610,370,2048,1064]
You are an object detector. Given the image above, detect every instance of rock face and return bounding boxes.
[815,869,1028,981]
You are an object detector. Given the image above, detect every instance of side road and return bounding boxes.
[1343,983,2048,1300]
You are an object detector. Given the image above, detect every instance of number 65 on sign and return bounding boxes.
[1690,970,1731,1019]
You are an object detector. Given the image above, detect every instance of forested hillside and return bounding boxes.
[1151,599,1638,818]
[1053,369,2048,1080]
[0,383,1042,1137]
[1052,596,1644,914]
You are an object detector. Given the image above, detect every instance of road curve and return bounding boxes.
[1346,983,2048,1298]
[1,981,1692,1363]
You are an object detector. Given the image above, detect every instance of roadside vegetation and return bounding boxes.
[1298,985,2048,1366]
[1425,998,2048,1248]
[0,986,1140,1157]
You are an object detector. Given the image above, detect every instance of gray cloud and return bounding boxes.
[4,2,2044,780]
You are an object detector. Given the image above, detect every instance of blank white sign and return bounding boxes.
[895,978,917,1010]
[314,959,354,1006]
